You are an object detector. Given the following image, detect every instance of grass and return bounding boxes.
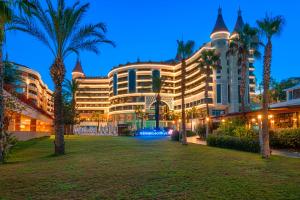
[0,136,300,200]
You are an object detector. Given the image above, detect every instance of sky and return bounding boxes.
[5,0,300,90]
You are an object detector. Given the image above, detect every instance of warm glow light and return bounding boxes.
[206,117,210,122]
[251,118,256,122]
[258,115,262,120]
[221,119,225,123]
[293,118,297,121]
[271,120,275,123]
[268,115,273,119]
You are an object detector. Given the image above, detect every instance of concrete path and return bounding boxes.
[187,136,300,159]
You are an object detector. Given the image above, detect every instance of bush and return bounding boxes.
[171,130,180,141]
[2,131,18,162]
[195,125,206,139]
[207,135,260,153]
[186,130,196,137]
[120,128,134,136]
[270,128,300,149]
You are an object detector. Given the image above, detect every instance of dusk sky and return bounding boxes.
[5,0,300,90]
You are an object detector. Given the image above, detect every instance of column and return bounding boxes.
[15,114,21,131]
[30,119,37,132]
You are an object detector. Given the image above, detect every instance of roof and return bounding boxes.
[284,83,300,91]
[232,8,244,34]
[72,60,84,74]
[211,7,229,35]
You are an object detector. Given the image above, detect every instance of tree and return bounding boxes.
[176,40,195,145]
[63,79,79,134]
[152,75,165,130]
[226,23,260,115]
[134,105,145,130]
[0,0,34,163]
[12,0,114,155]
[198,49,220,139]
[188,106,198,131]
[257,15,285,158]
[91,111,104,133]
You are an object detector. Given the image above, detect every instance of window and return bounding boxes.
[128,70,136,93]
[288,91,293,100]
[228,84,231,103]
[113,73,118,95]
[152,70,160,92]
[217,84,222,104]
[238,85,241,103]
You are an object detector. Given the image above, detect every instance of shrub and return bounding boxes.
[195,125,206,139]
[207,135,260,153]
[270,128,300,149]
[186,130,196,137]
[171,130,180,141]
[120,128,134,136]
[2,131,18,161]
[214,118,247,136]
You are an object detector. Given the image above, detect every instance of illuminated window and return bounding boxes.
[217,84,222,103]
[113,73,118,95]
[152,70,160,92]
[128,69,136,93]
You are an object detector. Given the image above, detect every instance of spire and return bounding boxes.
[72,59,84,74]
[232,7,244,34]
[211,7,229,35]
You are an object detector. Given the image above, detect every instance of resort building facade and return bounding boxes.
[73,8,256,129]
[5,63,54,140]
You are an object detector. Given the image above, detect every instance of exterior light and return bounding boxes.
[251,118,256,122]
[206,117,210,122]
[221,119,225,123]
[258,115,262,120]
[293,118,297,121]
[268,115,273,119]
[271,120,275,123]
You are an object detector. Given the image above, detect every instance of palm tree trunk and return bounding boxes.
[50,57,66,155]
[0,41,4,163]
[261,40,272,158]
[181,60,187,145]
[141,116,143,129]
[155,95,160,130]
[205,67,210,139]
[240,55,247,117]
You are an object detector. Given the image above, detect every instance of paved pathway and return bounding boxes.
[187,136,300,159]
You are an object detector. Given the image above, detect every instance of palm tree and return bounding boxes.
[0,0,34,163]
[176,40,195,145]
[152,75,165,130]
[134,105,145,130]
[189,106,198,131]
[198,49,220,139]
[12,0,114,155]
[226,23,260,115]
[257,15,285,158]
[91,111,103,133]
[63,79,79,134]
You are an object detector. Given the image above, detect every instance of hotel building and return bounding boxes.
[5,63,54,139]
[72,8,256,129]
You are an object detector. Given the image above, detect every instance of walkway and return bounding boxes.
[187,136,300,158]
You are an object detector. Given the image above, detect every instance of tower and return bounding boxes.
[210,7,230,43]
[72,60,85,79]
[210,7,230,113]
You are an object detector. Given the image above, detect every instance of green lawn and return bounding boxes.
[0,136,300,200]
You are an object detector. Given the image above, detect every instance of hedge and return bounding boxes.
[207,135,260,153]
[270,128,300,149]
